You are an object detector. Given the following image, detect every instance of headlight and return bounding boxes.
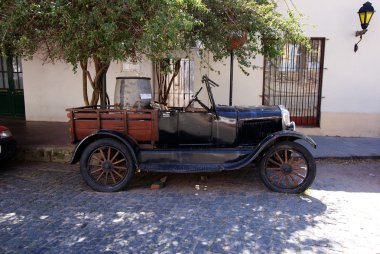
[279,105,296,131]
[0,130,12,139]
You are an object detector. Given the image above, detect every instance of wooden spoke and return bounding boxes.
[113,158,126,165]
[104,172,109,184]
[269,172,282,181]
[268,159,282,167]
[92,155,103,163]
[288,150,297,163]
[90,168,103,175]
[99,148,107,161]
[288,173,299,185]
[285,150,288,163]
[291,171,306,179]
[274,152,284,164]
[113,165,128,171]
[96,171,105,182]
[110,151,120,163]
[110,171,117,184]
[285,175,290,187]
[112,169,124,178]
[291,157,305,167]
[293,166,307,172]
[267,167,281,171]
[277,174,284,185]
[107,147,111,161]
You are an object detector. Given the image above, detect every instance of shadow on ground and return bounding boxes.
[0,161,333,253]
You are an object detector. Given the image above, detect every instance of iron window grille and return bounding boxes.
[263,38,325,127]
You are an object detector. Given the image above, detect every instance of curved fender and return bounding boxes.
[70,130,139,166]
[223,131,316,170]
[250,130,316,161]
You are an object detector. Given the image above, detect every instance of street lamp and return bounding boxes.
[355,2,375,52]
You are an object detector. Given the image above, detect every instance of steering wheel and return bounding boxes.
[185,87,211,112]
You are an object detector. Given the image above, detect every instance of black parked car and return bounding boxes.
[68,76,316,193]
[0,125,16,161]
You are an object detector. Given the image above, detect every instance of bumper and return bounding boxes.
[0,138,17,160]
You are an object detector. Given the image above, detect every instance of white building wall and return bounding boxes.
[23,58,153,122]
[22,0,380,137]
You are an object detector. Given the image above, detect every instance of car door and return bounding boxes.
[178,111,213,145]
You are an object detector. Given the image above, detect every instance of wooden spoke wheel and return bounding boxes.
[259,141,316,194]
[80,138,135,192]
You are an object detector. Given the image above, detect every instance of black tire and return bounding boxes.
[79,138,135,192]
[259,141,316,194]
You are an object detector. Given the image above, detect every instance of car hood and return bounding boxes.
[216,105,282,120]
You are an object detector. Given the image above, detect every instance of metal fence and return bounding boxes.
[263,38,325,126]
[153,59,194,107]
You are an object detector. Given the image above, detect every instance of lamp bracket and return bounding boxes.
[355,29,368,37]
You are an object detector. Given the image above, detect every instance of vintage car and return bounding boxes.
[0,125,17,161]
[67,75,316,193]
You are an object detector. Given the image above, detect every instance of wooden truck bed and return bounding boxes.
[66,106,158,145]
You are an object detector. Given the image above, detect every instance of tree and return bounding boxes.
[0,0,203,106]
[1,0,307,106]
[154,0,309,105]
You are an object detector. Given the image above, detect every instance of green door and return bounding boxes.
[0,56,25,118]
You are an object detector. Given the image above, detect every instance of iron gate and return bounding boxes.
[263,38,325,126]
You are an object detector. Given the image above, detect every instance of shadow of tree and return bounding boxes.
[0,162,333,253]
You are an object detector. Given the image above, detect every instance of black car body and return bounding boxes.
[0,125,16,161]
[70,76,316,193]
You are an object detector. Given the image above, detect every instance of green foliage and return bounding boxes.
[188,0,309,72]
[0,0,308,104]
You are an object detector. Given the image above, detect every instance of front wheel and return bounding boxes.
[259,141,316,194]
[79,138,135,192]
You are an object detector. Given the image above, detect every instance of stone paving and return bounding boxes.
[0,160,380,253]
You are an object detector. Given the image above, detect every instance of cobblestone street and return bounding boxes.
[0,160,380,253]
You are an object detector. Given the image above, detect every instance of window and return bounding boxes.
[153,59,194,107]
[263,38,325,127]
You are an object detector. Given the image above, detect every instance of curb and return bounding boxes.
[15,145,73,163]
[315,156,380,161]
[12,145,380,164]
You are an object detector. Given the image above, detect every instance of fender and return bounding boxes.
[248,130,316,162]
[70,130,139,166]
[220,131,317,171]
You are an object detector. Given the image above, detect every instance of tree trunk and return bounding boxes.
[91,56,110,106]
[80,60,90,106]
[162,59,181,104]
[156,59,181,106]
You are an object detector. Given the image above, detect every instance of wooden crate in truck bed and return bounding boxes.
[66,106,158,144]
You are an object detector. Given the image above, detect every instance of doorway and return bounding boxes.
[0,56,25,118]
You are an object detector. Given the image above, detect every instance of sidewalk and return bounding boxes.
[1,118,380,163]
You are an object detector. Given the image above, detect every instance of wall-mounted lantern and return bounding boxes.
[355,2,375,52]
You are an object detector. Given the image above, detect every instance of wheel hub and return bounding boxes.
[281,164,293,174]
[102,161,113,172]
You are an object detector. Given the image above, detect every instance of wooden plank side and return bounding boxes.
[101,120,125,129]
[127,120,152,130]
[74,128,98,140]
[127,113,152,119]
[74,120,98,129]
[73,113,124,119]
[129,129,153,141]
[68,108,159,143]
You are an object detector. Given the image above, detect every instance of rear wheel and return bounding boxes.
[259,141,316,194]
[80,138,135,192]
